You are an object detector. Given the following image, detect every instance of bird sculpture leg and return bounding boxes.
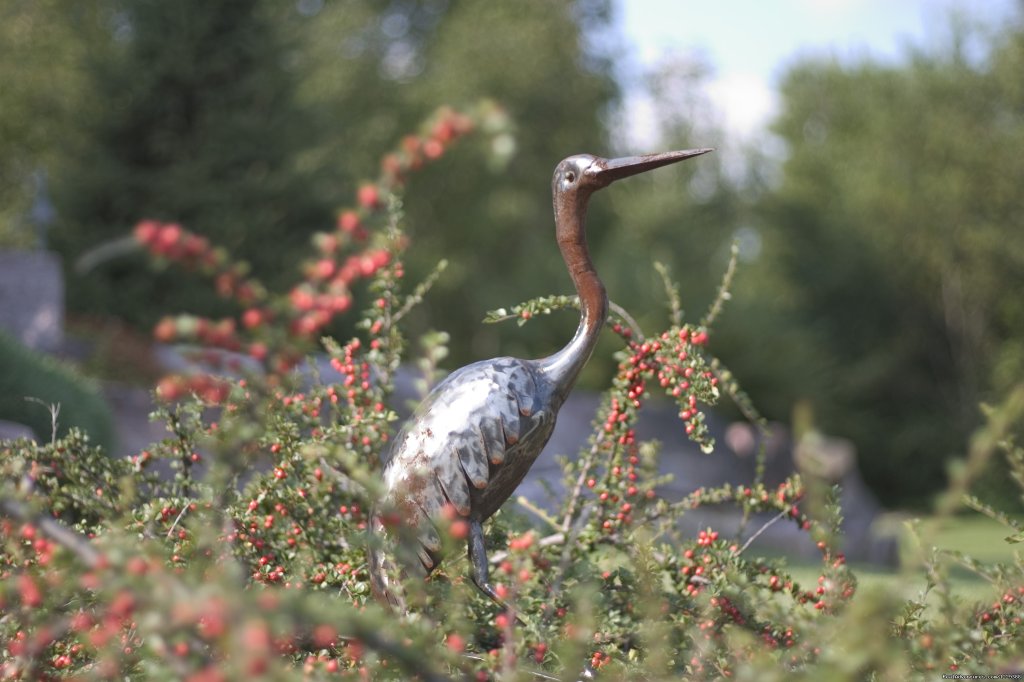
[467,517,502,605]
[467,517,530,626]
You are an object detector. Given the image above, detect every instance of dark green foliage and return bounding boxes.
[53,0,327,327]
[0,2,109,247]
[44,0,618,357]
[0,332,115,452]
[735,16,1024,507]
[298,0,620,368]
[581,15,1024,510]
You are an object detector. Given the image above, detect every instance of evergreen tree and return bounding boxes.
[54,0,326,325]
[50,0,619,360]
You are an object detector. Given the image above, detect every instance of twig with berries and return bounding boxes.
[0,497,105,570]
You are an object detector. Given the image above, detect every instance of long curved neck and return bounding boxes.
[539,189,608,401]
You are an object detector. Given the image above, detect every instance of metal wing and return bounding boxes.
[435,359,545,514]
[381,358,545,557]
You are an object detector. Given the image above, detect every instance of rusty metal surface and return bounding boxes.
[370,148,712,608]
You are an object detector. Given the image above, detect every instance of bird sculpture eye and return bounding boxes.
[565,171,576,183]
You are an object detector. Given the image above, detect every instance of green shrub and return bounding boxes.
[0,331,115,452]
[2,111,1023,680]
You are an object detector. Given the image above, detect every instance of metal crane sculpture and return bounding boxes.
[370,148,712,609]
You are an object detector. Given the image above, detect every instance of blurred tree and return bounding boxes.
[293,0,619,372]
[52,0,327,326]
[46,0,620,366]
[594,56,741,324]
[758,13,1024,506]
[403,0,619,371]
[0,2,107,248]
[568,51,820,429]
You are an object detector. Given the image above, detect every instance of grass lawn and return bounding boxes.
[787,513,1021,606]
[909,514,1020,565]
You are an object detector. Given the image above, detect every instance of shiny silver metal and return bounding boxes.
[369,148,712,609]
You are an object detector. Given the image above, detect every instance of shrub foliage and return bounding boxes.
[0,331,115,453]
[2,108,1024,680]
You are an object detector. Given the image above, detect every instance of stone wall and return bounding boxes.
[0,250,64,351]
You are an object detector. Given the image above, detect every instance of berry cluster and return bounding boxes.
[584,323,719,536]
[134,220,266,307]
[133,104,511,403]
[328,338,392,459]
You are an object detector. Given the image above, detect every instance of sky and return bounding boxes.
[614,0,1019,148]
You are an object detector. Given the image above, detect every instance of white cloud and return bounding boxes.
[616,71,777,153]
[618,92,662,151]
[797,0,862,13]
[705,73,778,140]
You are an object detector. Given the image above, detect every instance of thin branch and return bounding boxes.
[608,300,645,342]
[490,532,564,565]
[500,593,518,680]
[709,356,771,532]
[560,439,601,535]
[166,502,193,539]
[515,496,561,531]
[710,359,767,434]
[74,234,143,274]
[549,514,590,609]
[345,624,452,682]
[484,295,645,342]
[462,653,560,681]
[0,498,104,569]
[963,494,1023,534]
[394,259,448,323]
[24,398,60,444]
[701,240,739,328]
[938,550,1001,587]
[736,509,788,556]
[653,261,682,327]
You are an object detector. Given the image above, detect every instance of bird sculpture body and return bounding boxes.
[370,148,711,608]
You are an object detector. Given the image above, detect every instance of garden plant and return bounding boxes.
[2,105,1024,681]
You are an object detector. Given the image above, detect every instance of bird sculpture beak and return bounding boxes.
[591,148,713,185]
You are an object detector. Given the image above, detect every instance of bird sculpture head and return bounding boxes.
[552,148,713,202]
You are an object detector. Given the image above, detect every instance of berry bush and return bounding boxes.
[2,105,1024,680]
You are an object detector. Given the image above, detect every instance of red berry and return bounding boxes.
[357,184,381,209]
[446,633,465,653]
[381,153,403,179]
[241,309,264,329]
[449,519,469,540]
[133,219,160,245]
[312,259,336,280]
[154,317,178,342]
[156,376,186,401]
[18,575,42,607]
[248,342,268,361]
[423,139,444,159]
[157,223,183,250]
[338,210,361,234]
[313,625,336,648]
